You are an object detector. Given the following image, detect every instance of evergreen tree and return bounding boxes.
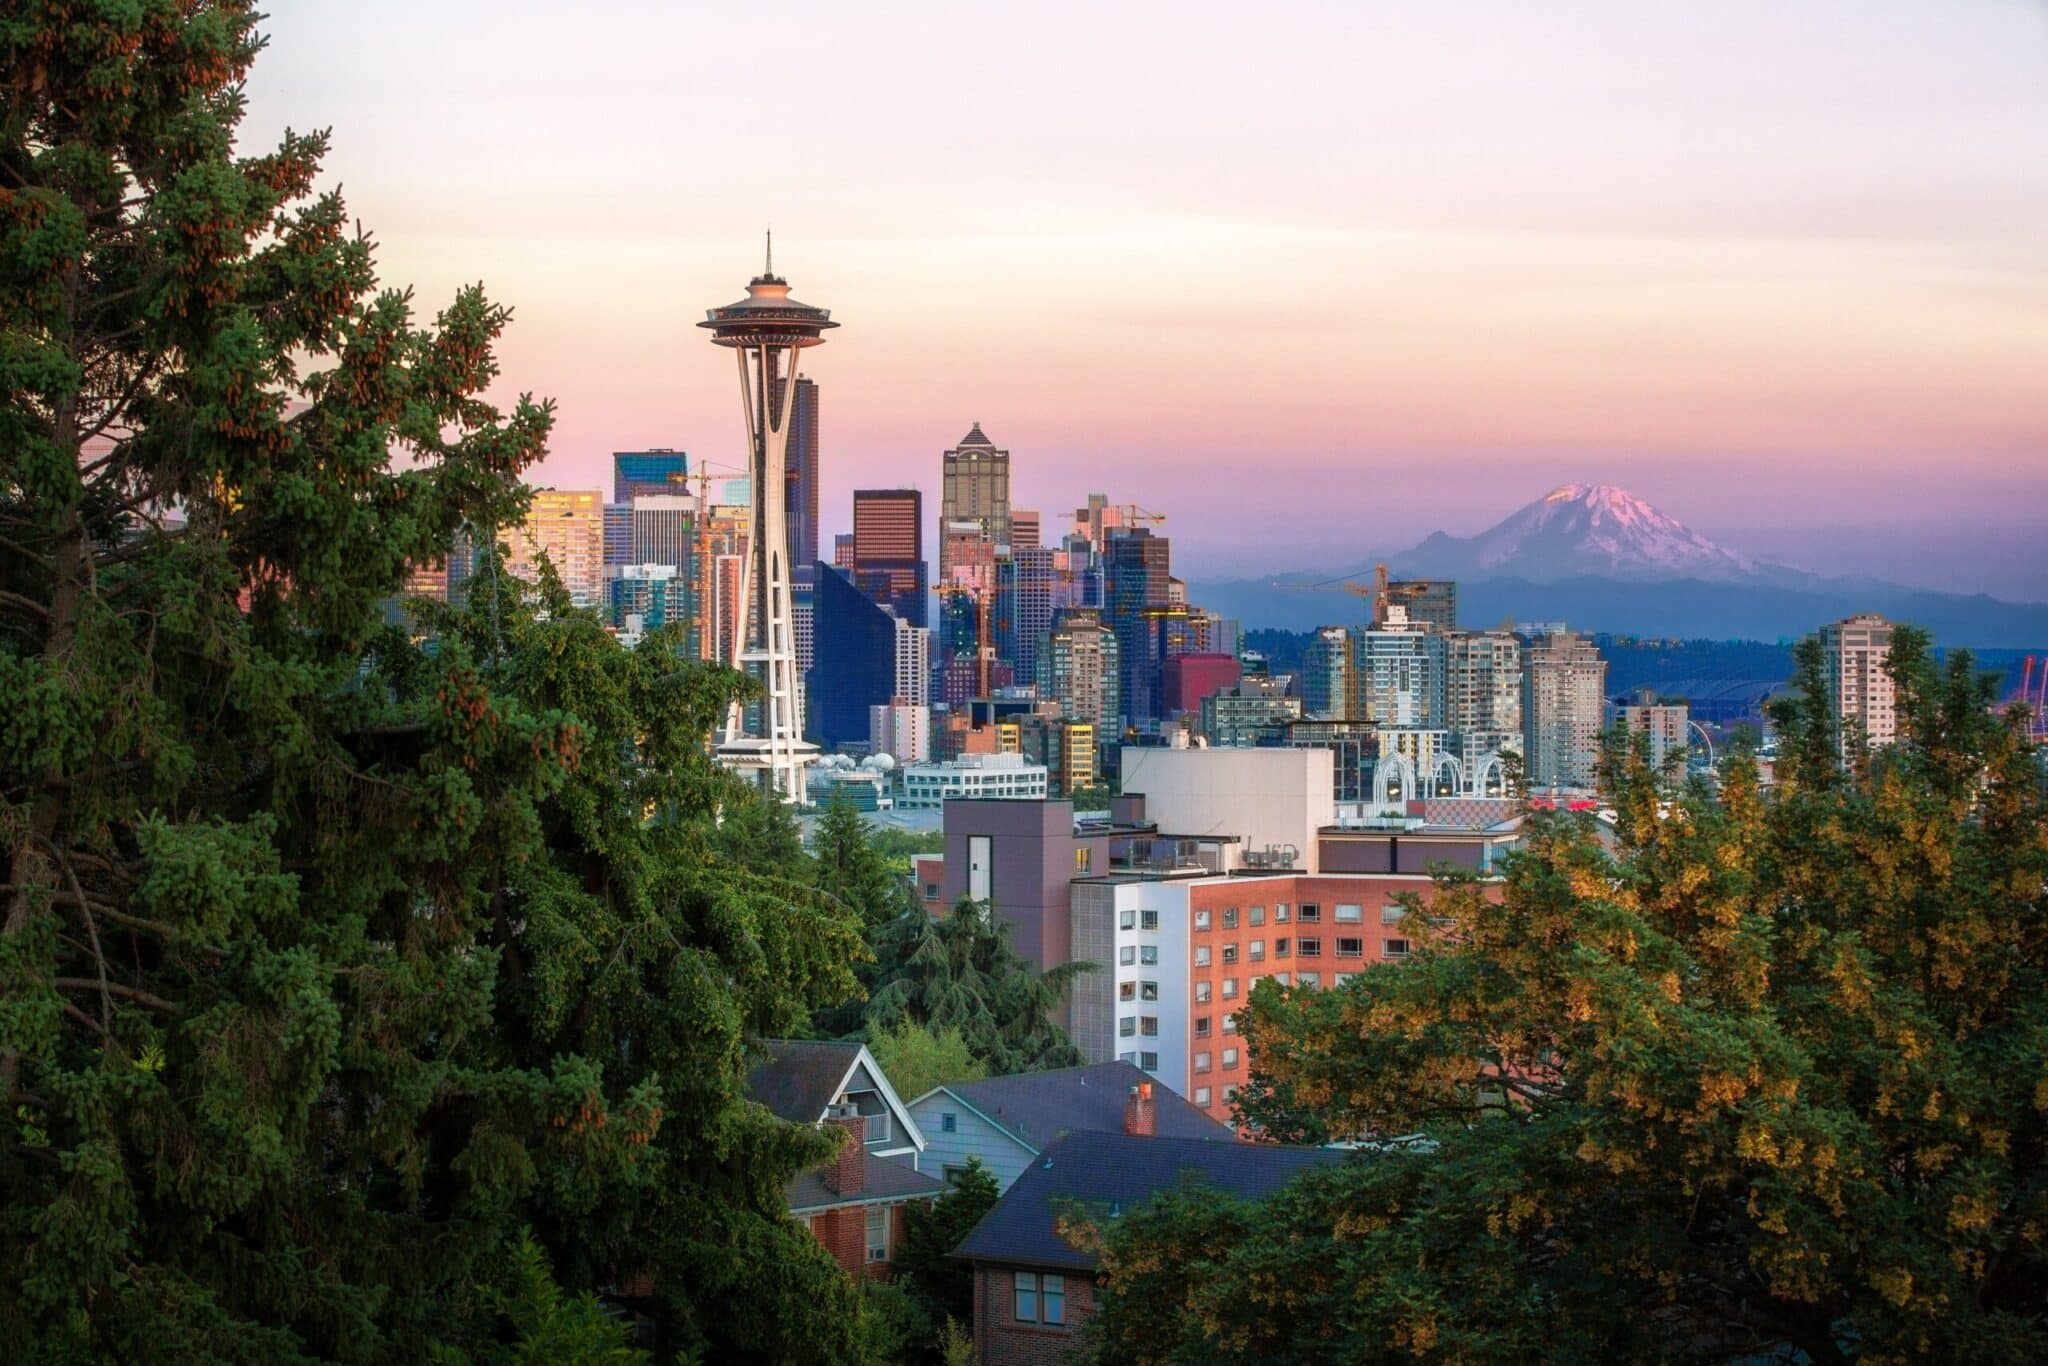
[0,6,879,1359]
[892,1160,1001,1363]
[867,897,1088,1075]
[1086,628,2048,1363]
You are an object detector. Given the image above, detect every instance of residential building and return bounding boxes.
[894,617,932,705]
[604,563,688,645]
[1522,628,1608,791]
[1356,620,1446,727]
[1819,613,1897,757]
[504,489,604,607]
[745,1040,944,1279]
[1015,712,1097,797]
[907,1062,1225,1193]
[900,753,1049,810]
[941,422,1012,561]
[869,700,933,763]
[934,798,1121,969]
[1616,686,1691,772]
[1122,747,1335,874]
[1445,628,1523,739]
[851,488,927,630]
[954,1124,1342,1364]
[1037,607,1121,737]
[1199,679,1301,747]
[1302,625,1353,720]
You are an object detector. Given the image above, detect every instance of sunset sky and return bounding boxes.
[242,1,2048,587]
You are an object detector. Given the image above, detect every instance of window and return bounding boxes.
[1194,945,1211,967]
[1298,936,1322,957]
[1194,1086,1211,1106]
[1075,848,1092,873]
[1337,937,1364,958]
[1382,903,1408,925]
[1140,945,1159,966]
[1222,908,1239,929]
[1222,1014,1237,1034]
[1248,906,1266,926]
[1249,940,1265,962]
[1222,1047,1239,1068]
[941,1112,957,1134]
[1333,972,1351,986]
[1118,1049,1137,1065]
[1336,903,1363,923]
[1194,1050,1211,1072]
[1193,909,1211,931]
[1194,1015,1211,1038]
[1140,981,1159,1001]
[1298,971,1321,987]
[1140,1051,1158,1071]
[1274,937,1290,957]
[1273,971,1290,985]
[1298,903,1321,923]
[1014,1271,1040,1321]
[1118,981,1136,1001]
[1118,946,1135,966]
[1119,1016,1135,1037]
[1222,977,1238,999]
[866,1205,889,1263]
[925,883,940,900]
[1140,1016,1159,1037]
[1141,909,1160,930]
[1222,1084,1239,1104]
[1275,903,1291,923]
[1384,938,1412,958]
[944,1163,968,1183]
[1118,908,1135,930]
[1221,944,1238,964]
[1195,982,1211,1004]
[1043,1273,1067,1326]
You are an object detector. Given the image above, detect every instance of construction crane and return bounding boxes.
[1272,563,1383,623]
[934,582,994,698]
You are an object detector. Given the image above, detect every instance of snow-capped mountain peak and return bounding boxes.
[1395,483,1763,584]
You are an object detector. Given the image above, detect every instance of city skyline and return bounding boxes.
[242,2,2047,588]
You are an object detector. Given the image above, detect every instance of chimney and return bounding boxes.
[824,1102,866,1196]
[1123,1082,1155,1137]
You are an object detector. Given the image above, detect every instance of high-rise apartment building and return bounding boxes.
[1038,607,1122,738]
[612,449,689,503]
[1104,528,1170,726]
[1522,629,1608,791]
[941,423,1011,558]
[1356,622,1446,728]
[1616,687,1691,771]
[1303,626,1354,721]
[1819,613,1897,757]
[629,494,695,571]
[505,489,605,607]
[1379,577,1457,631]
[1444,629,1523,739]
[894,620,932,707]
[785,378,820,571]
[869,700,932,763]
[850,488,927,630]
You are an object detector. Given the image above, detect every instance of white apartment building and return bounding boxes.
[869,702,933,764]
[1820,613,1896,757]
[898,752,1048,808]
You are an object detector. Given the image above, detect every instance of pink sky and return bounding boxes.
[242,1,2048,577]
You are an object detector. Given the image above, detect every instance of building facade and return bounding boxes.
[941,422,1012,560]
[900,753,1050,809]
[1103,528,1171,727]
[851,488,927,630]
[505,489,605,607]
[1037,607,1121,738]
[1616,686,1691,772]
[1522,628,1608,791]
[1819,613,1897,757]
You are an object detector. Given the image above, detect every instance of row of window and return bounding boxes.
[1192,1083,1237,1108]
[1116,908,1161,931]
[1117,1015,1160,1037]
[1192,1047,1240,1072]
[1116,980,1160,1001]
[1117,1049,1161,1072]
[1192,902,1410,931]
[1116,945,1160,966]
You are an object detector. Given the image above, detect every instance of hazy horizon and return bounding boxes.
[242,1,2048,597]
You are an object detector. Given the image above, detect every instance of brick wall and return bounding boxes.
[972,1263,1096,1366]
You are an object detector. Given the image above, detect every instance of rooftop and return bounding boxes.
[745,1039,864,1124]
[930,1062,1229,1153]
[953,1129,1347,1271]
[787,1150,948,1214]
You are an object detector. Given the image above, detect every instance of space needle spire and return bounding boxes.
[699,245,837,803]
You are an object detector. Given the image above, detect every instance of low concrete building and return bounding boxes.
[900,752,1049,808]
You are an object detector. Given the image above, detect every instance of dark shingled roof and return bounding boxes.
[939,1062,1229,1149]
[787,1152,948,1214]
[953,1129,1347,1271]
[746,1039,861,1124]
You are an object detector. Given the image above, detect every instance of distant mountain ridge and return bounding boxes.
[1188,483,2048,647]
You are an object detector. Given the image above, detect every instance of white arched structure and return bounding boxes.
[1467,752,1508,797]
[1432,754,1462,797]
[1372,753,1417,809]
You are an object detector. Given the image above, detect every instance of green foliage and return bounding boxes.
[939,1316,978,1366]
[866,1018,988,1101]
[1088,626,2048,1363]
[438,1231,650,1366]
[864,825,945,873]
[868,898,1089,1075]
[0,6,887,1360]
[892,1160,1001,1364]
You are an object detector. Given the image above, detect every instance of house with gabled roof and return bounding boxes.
[746,1039,946,1278]
[951,1092,1346,1364]
[907,1060,1229,1192]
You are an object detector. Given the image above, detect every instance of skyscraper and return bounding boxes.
[940,422,1011,558]
[629,494,695,571]
[1378,576,1457,631]
[1819,613,1897,758]
[1303,626,1353,721]
[612,449,689,503]
[1038,607,1121,739]
[851,488,927,629]
[1522,629,1608,791]
[785,377,820,570]
[699,246,835,802]
[505,489,605,607]
[1009,508,1041,551]
[1445,628,1523,744]
[1103,528,1170,726]
[806,563,903,751]
[1356,621,1446,728]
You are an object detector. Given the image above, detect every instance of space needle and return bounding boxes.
[700,236,836,803]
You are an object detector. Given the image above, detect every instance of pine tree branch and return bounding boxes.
[51,978,179,1014]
